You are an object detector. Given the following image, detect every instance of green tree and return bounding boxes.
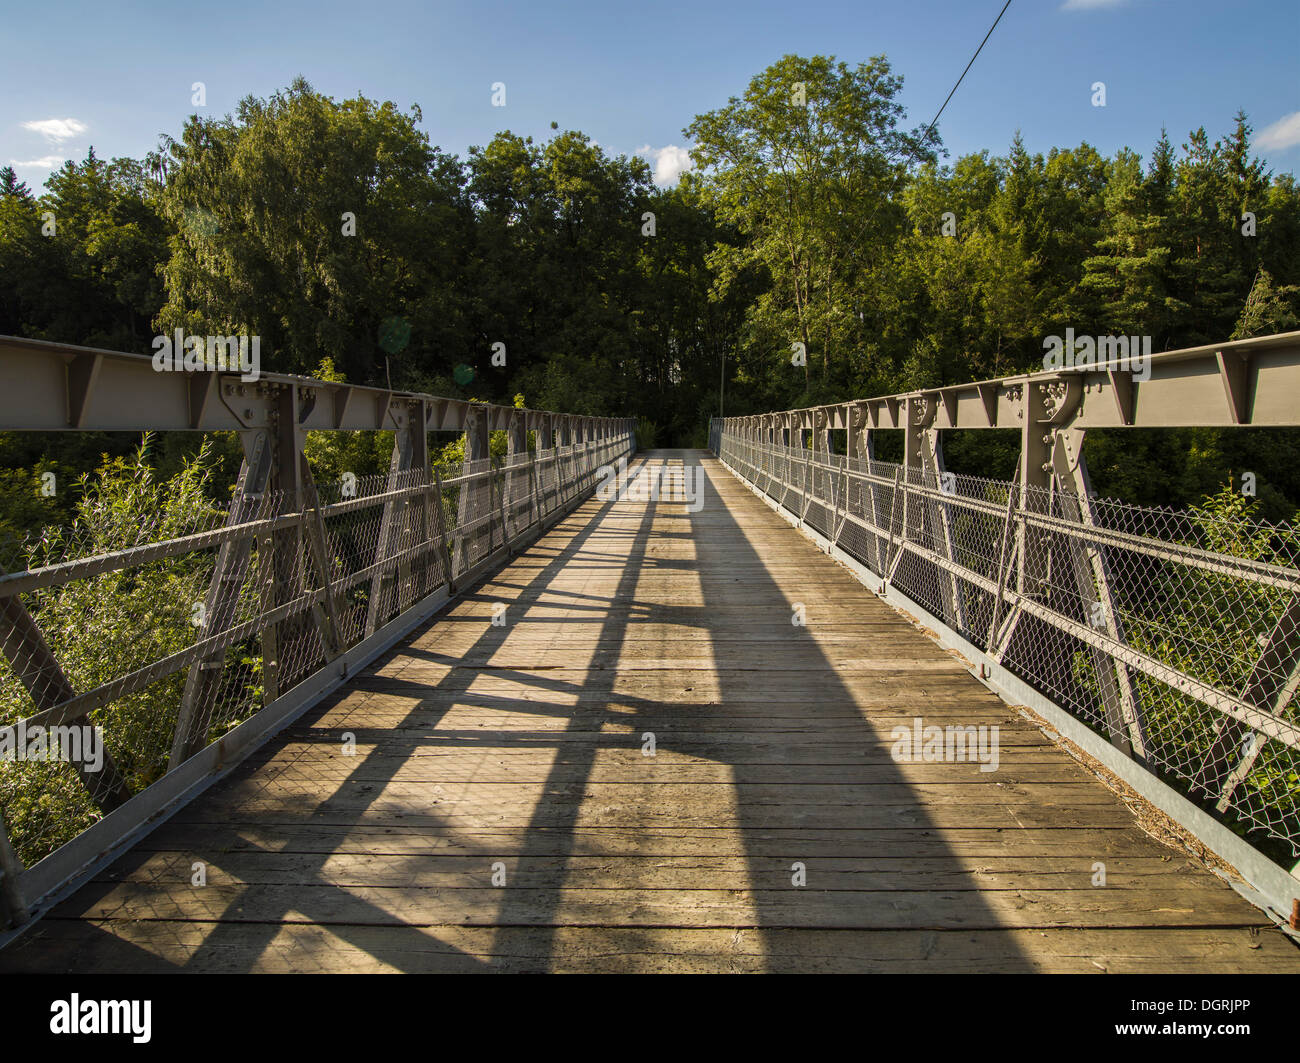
[686,54,934,401]
[157,78,475,385]
[1232,267,1300,339]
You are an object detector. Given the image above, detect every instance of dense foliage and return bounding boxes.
[2,57,1299,522]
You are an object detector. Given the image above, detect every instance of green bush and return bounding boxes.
[0,435,225,865]
[636,417,658,451]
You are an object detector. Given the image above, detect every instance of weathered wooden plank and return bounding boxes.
[140,823,1185,860]
[46,880,1272,930]
[5,923,1296,974]
[196,779,1129,812]
[91,851,1220,892]
[213,756,1102,786]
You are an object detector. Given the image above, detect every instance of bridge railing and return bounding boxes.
[0,336,634,929]
[712,331,1300,911]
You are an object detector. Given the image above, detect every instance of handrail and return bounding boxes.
[0,339,636,929]
[710,336,1300,883]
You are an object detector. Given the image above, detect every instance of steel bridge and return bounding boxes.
[0,332,1299,972]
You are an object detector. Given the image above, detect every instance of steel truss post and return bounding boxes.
[366,401,429,637]
[1050,429,1146,757]
[453,406,491,578]
[985,466,1021,656]
[989,380,1054,664]
[1017,380,1054,601]
[552,417,564,507]
[925,426,967,634]
[561,415,576,504]
[905,397,966,633]
[777,415,790,509]
[300,453,344,661]
[429,463,455,595]
[169,426,276,769]
[502,411,527,545]
[537,415,554,518]
[798,414,814,523]
[849,403,887,576]
[813,410,833,528]
[266,385,316,693]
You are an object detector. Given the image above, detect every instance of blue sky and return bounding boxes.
[3,0,1297,189]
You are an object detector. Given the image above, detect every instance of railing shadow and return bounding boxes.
[7,451,1136,971]
[4,458,655,972]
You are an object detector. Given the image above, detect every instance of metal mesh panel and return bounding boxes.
[716,427,1300,861]
[0,429,633,874]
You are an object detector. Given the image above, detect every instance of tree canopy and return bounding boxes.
[2,60,1299,521]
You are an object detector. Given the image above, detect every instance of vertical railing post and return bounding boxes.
[504,409,525,547]
[539,414,554,518]
[366,399,420,637]
[299,454,344,660]
[884,465,905,588]
[400,399,432,605]
[920,421,966,633]
[902,396,925,554]
[170,420,278,768]
[983,379,1049,667]
[563,415,576,502]
[256,526,279,704]
[849,401,886,576]
[813,409,831,527]
[455,405,490,576]
[411,400,437,596]
[985,468,1020,656]
[429,463,455,595]
[525,412,540,532]
[553,416,565,504]
[1050,427,1145,757]
[831,404,848,545]
[800,414,813,524]
[271,384,310,685]
[1016,378,1052,599]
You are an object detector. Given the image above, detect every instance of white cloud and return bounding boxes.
[637,144,694,186]
[1257,110,1300,151]
[21,118,88,144]
[11,155,65,170]
[1061,0,1127,9]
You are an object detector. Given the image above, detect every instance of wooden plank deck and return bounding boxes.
[3,450,1298,973]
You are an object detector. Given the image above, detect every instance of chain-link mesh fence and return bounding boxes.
[0,430,632,885]
[717,427,1300,863]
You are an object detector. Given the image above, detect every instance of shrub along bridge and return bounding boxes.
[0,333,1299,972]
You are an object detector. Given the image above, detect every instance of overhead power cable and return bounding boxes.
[915,0,1015,155]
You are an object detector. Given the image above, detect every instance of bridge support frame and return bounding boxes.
[713,333,1300,902]
[366,400,431,637]
[170,425,277,768]
[453,406,491,577]
[0,336,635,931]
[902,397,966,634]
[1049,428,1146,758]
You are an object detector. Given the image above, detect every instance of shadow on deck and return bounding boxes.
[2,451,1296,973]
